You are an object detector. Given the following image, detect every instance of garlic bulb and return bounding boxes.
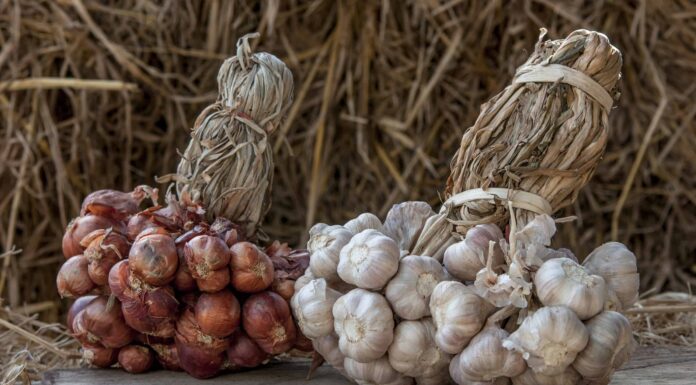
[582,242,639,309]
[511,366,580,385]
[573,311,635,383]
[385,255,449,320]
[534,257,606,320]
[308,225,353,281]
[313,334,347,375]
[503,306,588,376]
[294,269,315,293]
[333,288,394,362]
[449,326,526,385]
[443,224,504,281]
[382,201,434,251]
[430,281,494,354]
[345,213,383,234]
[337,229,399,290]
[344,356,413,385]
[388,319,451,378]
[291,278,341,339]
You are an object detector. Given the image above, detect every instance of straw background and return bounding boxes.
[0,0,694,380]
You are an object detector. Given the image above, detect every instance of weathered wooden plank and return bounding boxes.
[43,346,696,385]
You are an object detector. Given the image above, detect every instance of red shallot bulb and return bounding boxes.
[226,329,268,368]
[129,227,178,286]
[56,255,95,298]
[194,290,240,338]
[126,209,159,241]
[81,185,157,220]
[271,278,295,301]
[173,259,197,293]
[120,287,178,338]
[75,296,135,348]
[67,295,97,334]
[230,242,274,293]
[62,215,122,258]
[175,308,228,379]
[150,342,181,371]
[294,327,314,352]
[83,346,118,368]
[81,229,129,286]
[184,235,231,293]
[118,345,154,374]
[242,291,297,354]
[209,217,244,247]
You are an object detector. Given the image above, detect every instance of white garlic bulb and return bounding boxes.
[291,278,342,339]
[534,257,607,320]
[308,224,353,281]
[415,372,456,385]
[294,269,315,292]
[345,213,383,234]
[382,201,434,251]
[344,357,414,385]
[573,311,635,383]
[449,326,526,385]
[312,334,347,375]
[443,224,504,282]
[333,288,395,362]
[511,366,580,385]
[430,281,494,354]
[337,229,399,290]
[582,242,640,309]
[385,255,449,320]
[388,318,451,378]
[503,306,588,376]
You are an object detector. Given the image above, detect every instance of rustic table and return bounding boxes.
[43,346,696,385]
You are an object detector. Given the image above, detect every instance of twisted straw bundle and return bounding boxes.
[416,29,622,258]
[171,34,294,239]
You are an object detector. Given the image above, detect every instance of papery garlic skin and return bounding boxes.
[291,278,342,339]
[294,269,314,292]
[308,225,353,282]
[449,327,526,385]
[313,334,348,375]
[382,201,434,251]
[444,224,504,282]
[345,213,383,235]
[415,372,456,385]
[337,229,399,290]
[503,306,588,376]
[573,311,635,383]
[534,258,606,320]
[430,281,494,354]
[388,318,451,378]
[385,256,449,320]
[511,366,580,385]
[333,288,394,362]
[583,242,640,309]
[344,356,414,385]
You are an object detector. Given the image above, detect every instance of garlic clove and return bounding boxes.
[429,281,494,354]
[449,326,526,385]
[290,278,342,339]
[337,229,399,290]
[385,255,449,320]
[534,257,606,320]
[344,356,414,385]
[333,288,394,362]
[572,311,635,382]
[308,225,353,282]
[382,201,435,251]
[511,366,580,385]
[503,306,588,376]
[294,268,315,292]
[388,318,452,378]
[444,224,504,282]
[345,213,383,234]
[582,242,640,309]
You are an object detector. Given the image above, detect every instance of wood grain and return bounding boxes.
[43,346,696,385]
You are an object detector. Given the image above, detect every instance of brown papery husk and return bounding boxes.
[165,34,294,240]
[415,29,622,257]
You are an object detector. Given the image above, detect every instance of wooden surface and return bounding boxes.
[43,346,696,385]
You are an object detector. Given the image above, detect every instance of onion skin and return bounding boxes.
[230,242,274,293]
[63,215,122,259]
[118,345,154,374]
[271,278,295,301]
[185,235,231,293]
[126,211,159,241]
[120,288,178,338]
[67,295,98,334]
[57,255,95,298]
[226,329,268,368]
[195,290,240,338]
[175,336,224,379]
[196,268,230,293]
[242,291,297,354]
[79,296,135,348]
[294,327,314,352]
[173,259,197,293]
[81,186,156,220]
[129,229,178,286]
[82,229,130,286]
[83,346,118,368]
[150,343,181,371]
